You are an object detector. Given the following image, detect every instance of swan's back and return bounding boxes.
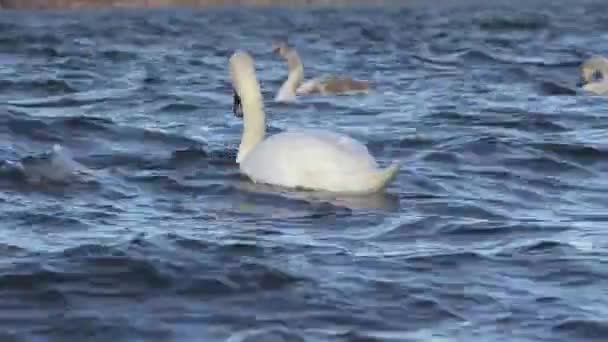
[240,130,382,192]
[283,129,377,167]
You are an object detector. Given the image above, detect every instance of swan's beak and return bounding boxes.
[232,91,243,118]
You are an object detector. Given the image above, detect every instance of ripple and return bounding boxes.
[475,13,549,31]
[100,49,138,62]
[228,327,305,342]
[534,143,608,163]
[8,211,87,230]
[0,78,76,95]
[2,235,304,300]
[554,319,608,340]
[158,102,201,113]
[33,315,173,342]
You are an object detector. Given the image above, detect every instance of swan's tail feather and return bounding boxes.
[371,162,400,193]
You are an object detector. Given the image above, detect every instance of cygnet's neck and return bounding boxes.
[584,81,608,96]
[275,49,304,102]
[238,97,266,163]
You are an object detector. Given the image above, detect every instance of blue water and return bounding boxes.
[1,1,607,341]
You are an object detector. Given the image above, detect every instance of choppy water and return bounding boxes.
[1,1,608,341]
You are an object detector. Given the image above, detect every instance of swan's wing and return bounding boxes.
[247,129,377,173]
[240,130,380,192]
[292,129,377,167]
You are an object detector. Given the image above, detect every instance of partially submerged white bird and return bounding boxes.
[229,51,399,195]
[578,55,608,95]
[272,41,371,103]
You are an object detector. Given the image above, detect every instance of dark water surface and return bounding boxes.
[1,0,608,341]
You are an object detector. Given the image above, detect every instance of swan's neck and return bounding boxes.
[275,50,304,101]
[237,99,266,163]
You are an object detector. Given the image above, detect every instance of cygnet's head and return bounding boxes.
[229,51,263,118]
[271,40,291,57]
[578,56,608,88]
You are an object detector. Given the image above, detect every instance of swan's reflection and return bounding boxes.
[233,178,400,212]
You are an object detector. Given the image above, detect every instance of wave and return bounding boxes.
[554,319,608,341]
[0,109,206,151]
[0,144,94,185]
[0,234,303,299]
[475,13,549,31]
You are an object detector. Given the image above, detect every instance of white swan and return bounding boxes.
[272,41,370,103]
[578,55,608,95]
[229,51,399,195]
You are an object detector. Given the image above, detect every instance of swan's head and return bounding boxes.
[578,56,608,88]
[229,51,263,119]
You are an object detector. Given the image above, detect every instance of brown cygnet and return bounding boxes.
[272,40,370,102]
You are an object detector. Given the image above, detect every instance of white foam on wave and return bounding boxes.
[14,144,95,184]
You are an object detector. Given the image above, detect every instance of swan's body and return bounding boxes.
[229,51,398,194]
[578,56,608,95]
[272,41,370,102]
